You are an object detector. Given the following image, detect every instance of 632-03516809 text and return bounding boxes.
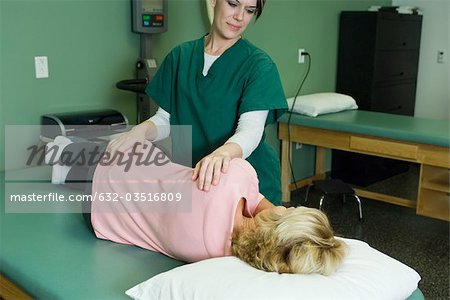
[92,192,182,202]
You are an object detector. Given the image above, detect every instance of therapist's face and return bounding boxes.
[211,0,258,40]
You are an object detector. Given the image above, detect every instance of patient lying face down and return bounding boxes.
[89,141,346,276]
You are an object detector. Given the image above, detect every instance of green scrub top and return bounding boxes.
[146,36,287,204]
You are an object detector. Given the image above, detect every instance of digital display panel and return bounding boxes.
[141,0,163,13]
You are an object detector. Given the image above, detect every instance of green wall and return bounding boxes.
[1,0,391,176]
[1,0,141,171]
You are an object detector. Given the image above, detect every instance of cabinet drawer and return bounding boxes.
[350,136,418,160]
[371,82,416,115]
[374,51,419,82]
[376,19,422,50]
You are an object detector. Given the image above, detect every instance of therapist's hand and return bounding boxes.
[106,120,157,160]
[192,143,242,192]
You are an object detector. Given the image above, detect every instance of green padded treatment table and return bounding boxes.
[1,170,425,299]
[0,170,184,299]
[278,110,449,147]
[278,110,450,220]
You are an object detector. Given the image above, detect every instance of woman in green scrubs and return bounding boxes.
[109,0,287,204]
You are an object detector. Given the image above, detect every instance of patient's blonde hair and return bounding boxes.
[231,206,346,275]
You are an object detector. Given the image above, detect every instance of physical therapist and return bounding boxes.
[108,0,287,204]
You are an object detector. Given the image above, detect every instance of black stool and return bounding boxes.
[305,179,363,221]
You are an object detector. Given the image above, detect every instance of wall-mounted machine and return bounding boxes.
[116,0,168,124]
[132,0,167,34]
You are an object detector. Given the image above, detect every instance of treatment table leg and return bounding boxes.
[281,140,291,203]
[315,147,326,177]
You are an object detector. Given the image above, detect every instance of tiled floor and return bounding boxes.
[288,170,449,299]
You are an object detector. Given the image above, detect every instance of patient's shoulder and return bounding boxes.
[228,158,257,178]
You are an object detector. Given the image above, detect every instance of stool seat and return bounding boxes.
[305,179,363,221]
[313,179,355,195]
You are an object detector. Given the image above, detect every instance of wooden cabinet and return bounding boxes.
[332,11,423,186]
[335,11,422,115]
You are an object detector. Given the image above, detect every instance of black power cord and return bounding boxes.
[286,52,311,192]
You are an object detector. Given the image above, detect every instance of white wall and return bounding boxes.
[393,0,449,120]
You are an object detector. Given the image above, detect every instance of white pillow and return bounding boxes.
[125,238,420,300]
[287,92,358,117]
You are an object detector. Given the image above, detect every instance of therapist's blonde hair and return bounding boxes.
[231,206,346,275]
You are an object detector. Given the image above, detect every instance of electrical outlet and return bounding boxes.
[35,56,49,78]
[298,49,306,64]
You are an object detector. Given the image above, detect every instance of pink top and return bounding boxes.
[91,143,264,262]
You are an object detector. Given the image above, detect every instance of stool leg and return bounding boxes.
[319,195,325,211]
[354,195,363,221]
